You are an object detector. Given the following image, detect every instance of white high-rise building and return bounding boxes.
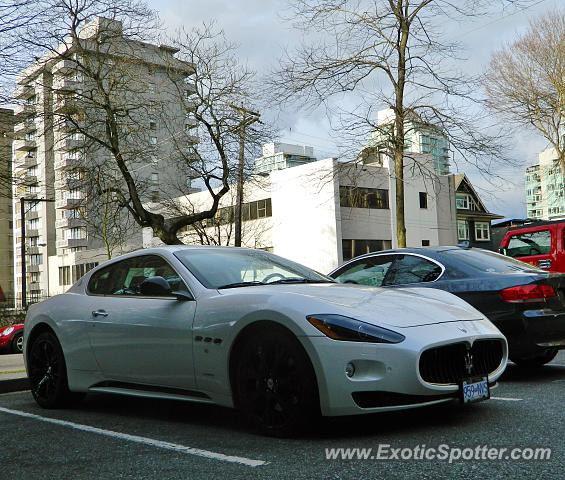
[12,17,196,305]
[525,147,565,220]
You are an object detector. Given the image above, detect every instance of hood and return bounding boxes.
[219,283,483,328]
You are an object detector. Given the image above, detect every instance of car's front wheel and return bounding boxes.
[28,331,83,408]
[232,324,319,437]
[510,348,558,368]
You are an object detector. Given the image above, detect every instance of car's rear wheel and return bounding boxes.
[510,348,558,368]
[28,331,83,408]
[232,324,319,437]
[11,332,23,354]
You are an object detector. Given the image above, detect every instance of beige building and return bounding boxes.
[0,108,15,306]
[13,17,196,304]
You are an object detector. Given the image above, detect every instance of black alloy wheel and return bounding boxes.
[233,325,319,437]
[28,331,82,408]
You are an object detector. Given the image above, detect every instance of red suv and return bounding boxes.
[499,220,565,272]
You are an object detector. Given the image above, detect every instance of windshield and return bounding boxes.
[174,248,333,289]
[445,249,545,274]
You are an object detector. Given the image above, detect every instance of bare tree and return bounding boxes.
[484,10,565,177]
[15,1,265,246]
[273,0,529,247]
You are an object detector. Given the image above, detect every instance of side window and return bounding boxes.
[333,256,395,287]
[117,255,188,297]
[88,260,129,295]
[506,230,551,257]
[388,255,443,285]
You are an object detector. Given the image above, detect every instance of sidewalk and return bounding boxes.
[0,353,29,394]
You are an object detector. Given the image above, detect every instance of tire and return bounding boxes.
[11,332,24,354]
[28,331,84,408]
[232,324,319,437]
[510,348,558,368]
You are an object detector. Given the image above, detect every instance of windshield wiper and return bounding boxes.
[217,281,266,289]
[267,278,335,285]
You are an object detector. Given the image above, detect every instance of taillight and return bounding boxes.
[500,284,556,303]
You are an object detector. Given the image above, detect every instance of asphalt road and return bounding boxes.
[1,351,563,480]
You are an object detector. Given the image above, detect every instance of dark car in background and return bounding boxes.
[329,247,565,367]
[0,323,24,354]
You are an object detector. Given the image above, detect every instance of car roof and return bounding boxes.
[349,246,464,260]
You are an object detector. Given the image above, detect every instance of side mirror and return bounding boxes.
[139,276,172,297]
[172,290,194,301]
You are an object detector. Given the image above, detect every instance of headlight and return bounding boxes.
[306,314,405,344]
[1,326,15,336]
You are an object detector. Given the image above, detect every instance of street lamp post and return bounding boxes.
[20,197,54,310]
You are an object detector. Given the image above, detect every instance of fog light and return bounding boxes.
[345,362,355,378]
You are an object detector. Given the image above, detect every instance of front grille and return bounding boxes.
[419,340,504,385]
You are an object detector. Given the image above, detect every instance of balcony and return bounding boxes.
[52,59,77,74]
[21,156,39,168]
[56,238,88,249]
[53,96,81,115]
[14,84,34,100]
[14,104,37,119]
[28,281,41,291]
[56,118,84,133]
[26,211,40,220]
[58,138,83,151]
[14,139,37,151]
[56,217,85,229]
[14,121,36,136]
[53,77,80,93]
[55,157,81,170]
[56,198,82,209]
[22,174,38,185]
[27,265,41,273]
[26,229,39,237]
[27,246,41,255]
[55,176,83,190]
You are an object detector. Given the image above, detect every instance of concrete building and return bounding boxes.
[144,146,457,274]
[253,142,317,174]
[525,147,565,221]
[0,108,15,306]
[368,109,451,175]
[12,17,195,304]
[453,174,503,248]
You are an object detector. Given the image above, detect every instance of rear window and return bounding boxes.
[506,230,551,257]
[445,249,544,273]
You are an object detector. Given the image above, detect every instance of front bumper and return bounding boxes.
[0,335,12,352]
[300,319,507,417]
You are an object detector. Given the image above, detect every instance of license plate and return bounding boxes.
[460,376,490,403]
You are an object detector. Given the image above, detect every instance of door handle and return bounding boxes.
[92,310,109,317]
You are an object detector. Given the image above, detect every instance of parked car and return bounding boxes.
[0,323,24,354]
[330,247,565,367]
[499,219,565,273]
[24,246,506,436]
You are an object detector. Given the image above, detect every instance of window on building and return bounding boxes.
[151,172,159,186]
[59,266,71,286]
[66,227,86,240]
[421,240,430,246]
[341,239,393,261]
[28,218,40,230]
[457,219,469,241]
[29,254,42,265]
[419,192,428,209]
[474,222,490,241]
[456,194,470,209]
[339,186,389,209]
[149,136,158,145]
[149,120,157,130]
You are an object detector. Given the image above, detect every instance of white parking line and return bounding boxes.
[0,407,268,467]
[491,397,523,401]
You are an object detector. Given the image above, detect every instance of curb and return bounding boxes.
[0,377,29,394]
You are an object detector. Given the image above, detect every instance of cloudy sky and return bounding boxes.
[149,0,561,220]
